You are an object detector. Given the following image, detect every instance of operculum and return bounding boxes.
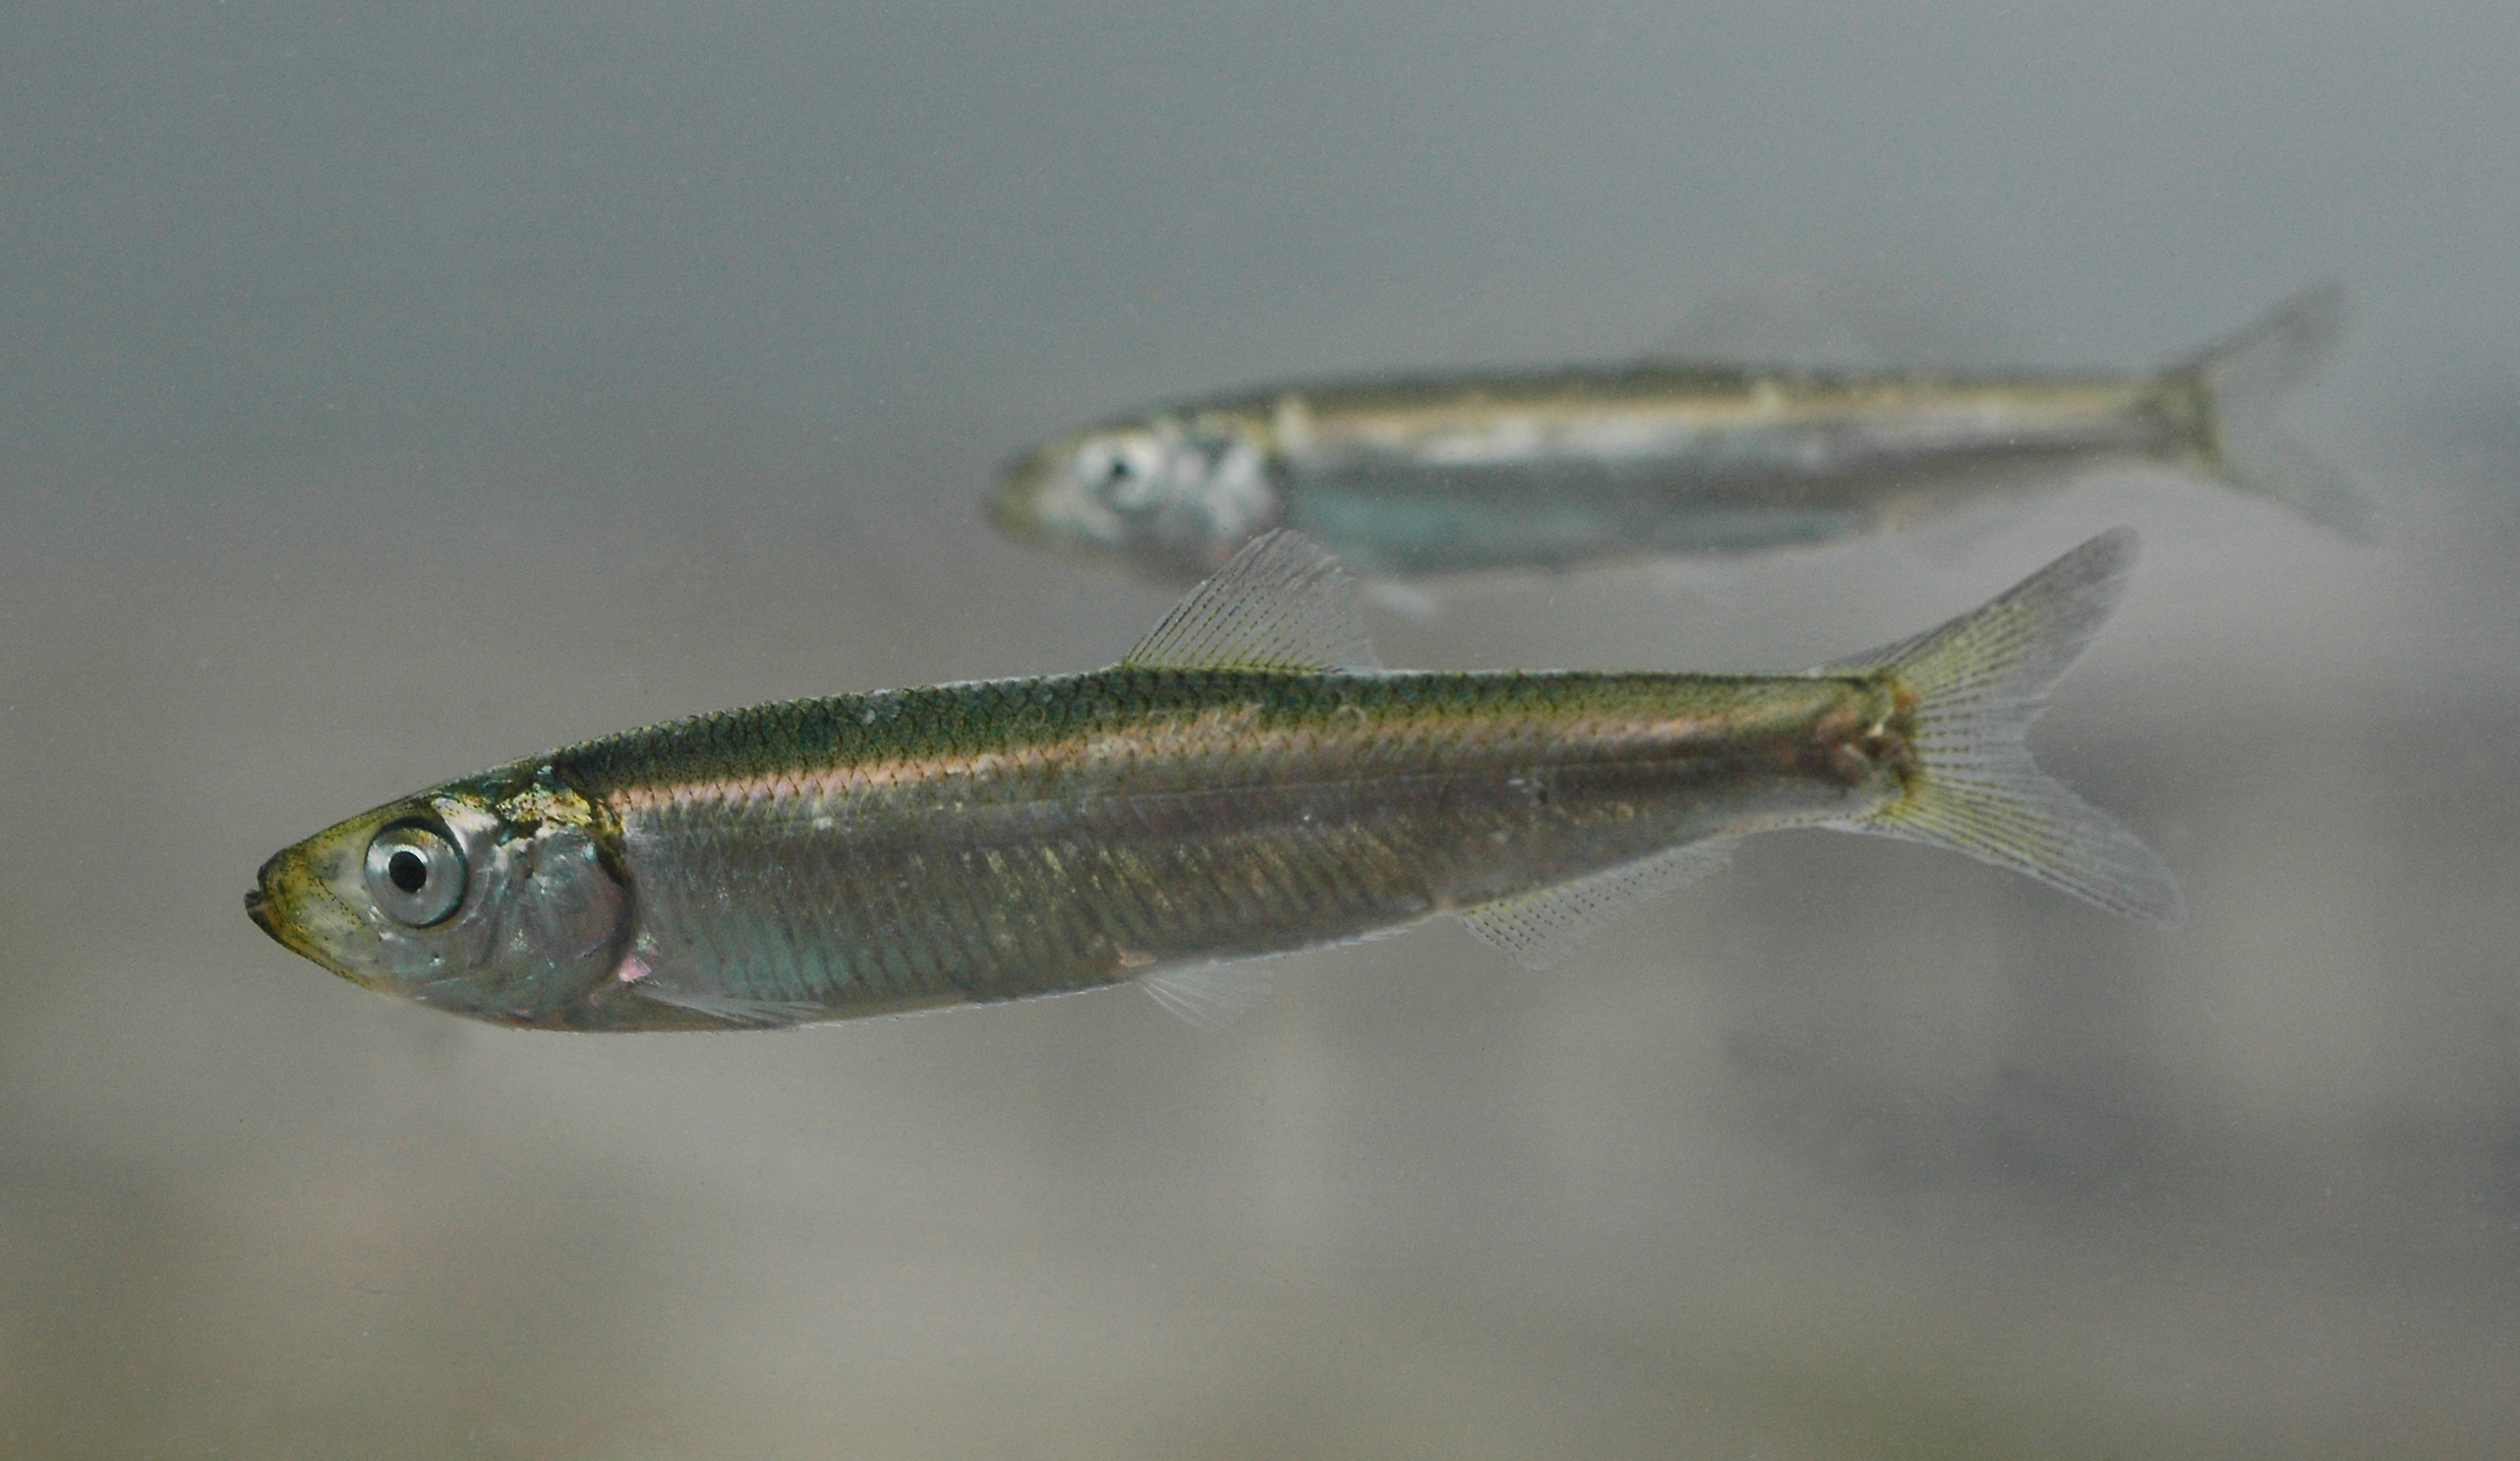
[421,775,633,1027]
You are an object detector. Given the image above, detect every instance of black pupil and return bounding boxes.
[387,847,430,895]
[1107,457,1133,479]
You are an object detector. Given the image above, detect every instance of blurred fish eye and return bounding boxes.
[1076,436,1168,509]
[362,820,467,927]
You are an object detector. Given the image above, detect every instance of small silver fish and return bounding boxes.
[991,285,2366,581]
[247,530,2179,1032]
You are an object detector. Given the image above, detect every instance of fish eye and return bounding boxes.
[1077,438,1167,509]
[363,819,467,927]
[1079,444,1133,483]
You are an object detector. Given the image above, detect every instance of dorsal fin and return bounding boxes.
[1121,530,1381,672]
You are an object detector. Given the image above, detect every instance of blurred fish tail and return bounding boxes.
[2162,280,2373,538]
[1823,529,2187,928]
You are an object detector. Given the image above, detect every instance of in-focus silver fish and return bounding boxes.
[991,285,2365,582]
[247,531,2180,1032]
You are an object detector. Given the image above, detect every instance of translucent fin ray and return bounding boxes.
[634,986,827,1027]
[2170,280,2374,540]
[1823,528,2187,929]
[1139,963,1276,1031]
[1121,530,1381,672]
[1459,838,1740,970]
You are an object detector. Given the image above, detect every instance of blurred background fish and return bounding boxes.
[993,285,2369,581]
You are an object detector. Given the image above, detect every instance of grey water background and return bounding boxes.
[5,3,2517,1455]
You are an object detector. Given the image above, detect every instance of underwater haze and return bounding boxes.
[6,3,2519,1456]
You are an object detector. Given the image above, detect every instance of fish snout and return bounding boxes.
[243,840,358,974]
[986,476,1037,537]
[245,846,293,940]
[988,450,1063,545]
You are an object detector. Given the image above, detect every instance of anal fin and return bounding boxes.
[1458,838,1739,970]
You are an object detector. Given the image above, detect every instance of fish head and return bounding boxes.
[247,763,631,1027]
[991,412,1284,582]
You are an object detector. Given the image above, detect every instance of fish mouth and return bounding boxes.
[245,844,355,975]
[985,459,1050,541]
[984,484,1032,537]
[245,847,288,941]
[245,859,305,961]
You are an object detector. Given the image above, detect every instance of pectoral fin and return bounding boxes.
[633,985,827,1028]
[1139,962,1277,1031]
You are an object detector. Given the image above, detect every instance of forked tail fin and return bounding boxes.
[1820,529,2187,928]
[2165,281,2374,539]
